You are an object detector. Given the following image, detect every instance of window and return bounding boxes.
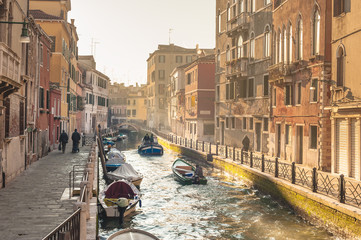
[4,98,10,138]
[226,82,235,100]
[239,79,247,98]
[218,9,221,33]
[310,79,318,102]
[151,71,155,82]
[296,82,302,105]
[249,118,253,130]
[133,100,136,105]
[313,9,320,55]
[250,32,255,59]
[285,124,291,145]
[334,0,350,16]
[336,46,344,86]
[194,124,197,134]
[227,3,231,21]
[265,0,271,5]
[159,55,165,63]
[251,0,255,13]
[238,36,243,58]
[127,110,131,117]
[310,125,318,149]
[39,88,44,108]
[226,45,231,61]
[283,27,287,63]
[176,56,183,63]
[216,85,220,101]
[132,109,136,116]
[243,117,247,130]
[248,78,254,98]
[39,44,43,65]
[231,117,236,129]
[204,124,215,135]
[186,56,192,63]
[159,70,165,80]
[190,123,193,134]
[289,24,293,63]
[187,73,192,84]
[264,26,270,57]
[216,117,220,128]
[46,90,50,109]
[278,30,282,63]
[263,118,269,131]
[226,117,229,129]
[20,101,24,135]
[263,75,269,96]
[297,18,303,60]
[285,85,292,105]
[158,84,165,95]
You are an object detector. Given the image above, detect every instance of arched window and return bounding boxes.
[283,27,287,63]
[313,9,320,55]
[226,45,231,61]
[218,10,221,34]
[297,17,303,60]
[250,32,255,59]
[278,29,282,63]
[264,26,270,57]
[238,35,243,58]
[336,46,345,86]
[289,23,292,63]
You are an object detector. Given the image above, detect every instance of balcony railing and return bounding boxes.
[0,42,21,85]
[226,12,249,37]
[226,58,248,78]
[268,62,297,84]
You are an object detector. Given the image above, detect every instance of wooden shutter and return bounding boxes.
[336,118,348,175]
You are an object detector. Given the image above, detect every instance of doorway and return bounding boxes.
[296,126,303,164]
[255,122,262,152]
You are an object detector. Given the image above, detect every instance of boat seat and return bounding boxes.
[175,166,193,175]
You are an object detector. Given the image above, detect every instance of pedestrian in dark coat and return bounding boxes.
[72,129,81,152]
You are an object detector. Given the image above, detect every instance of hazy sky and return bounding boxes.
[68,0,216,86]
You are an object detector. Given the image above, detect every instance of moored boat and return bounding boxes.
[107,229,159,240]
[172,158,207,185]
[106,148,126,172]
[107,163,143,188]
[99,180,141,218]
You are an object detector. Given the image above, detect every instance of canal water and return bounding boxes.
[98,134,338,240]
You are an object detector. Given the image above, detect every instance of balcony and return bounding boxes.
[226,12,249,37]
[268,62,298,84]
[0,42,22,97]
[226,58,248,79]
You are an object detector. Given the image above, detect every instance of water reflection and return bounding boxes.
[99,133,337,240]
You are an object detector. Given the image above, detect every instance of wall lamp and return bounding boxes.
[0,20,30,43]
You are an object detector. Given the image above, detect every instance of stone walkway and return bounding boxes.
[0,142,91,240]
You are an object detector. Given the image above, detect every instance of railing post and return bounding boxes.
[216,143,219,155]
[339,174,346,203]
[275,157,279,177]
[250,152,253,168]
[225,145,228,158]
[261,154,265,172]
[241,149,244,164]
[209,142,212,154]
[202,141,205,152]
[312,167,317,193]
[292,162,296,184]
[74,202,87,240]
[233,147,236,161]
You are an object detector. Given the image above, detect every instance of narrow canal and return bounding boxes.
[98,133,337,240]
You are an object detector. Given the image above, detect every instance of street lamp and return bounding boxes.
[0,21,30,43]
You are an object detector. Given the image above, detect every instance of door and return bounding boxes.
[221,121,225,145]
[255,122,262,152]
[276,124,281,157]
[296,126,303,164]
[336,119,348,174]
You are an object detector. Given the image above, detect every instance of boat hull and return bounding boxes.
[107,229,159,240]
[172,159,207,185]
[138,144,163,156]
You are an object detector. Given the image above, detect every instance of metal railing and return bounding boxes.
[165,133,361,209]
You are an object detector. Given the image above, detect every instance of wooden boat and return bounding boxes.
[107,229,159,240]
[99,180,141,218]
[107,163,143,188]
[138,136,163,155]
[172,159,207,185]
[106,148,126,172]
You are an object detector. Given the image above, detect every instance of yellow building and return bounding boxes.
[331,1,361,179]
[30,0,80,134]
[126,84,147,125]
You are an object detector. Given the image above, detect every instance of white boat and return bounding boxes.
[99,180,141,218]
[107,229,159,240]
[106,148,126,172]
[107,163,143,188]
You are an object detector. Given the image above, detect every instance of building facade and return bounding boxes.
[215,0,272,151]
[184,55,215,142]
[108,82,128,126]
[331,0,361,179]
[126,84,147,126]
[49,85,61,150]
[268,0,332,170]
[146,44,213,131]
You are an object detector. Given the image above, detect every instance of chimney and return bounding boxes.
[71,19,75,25]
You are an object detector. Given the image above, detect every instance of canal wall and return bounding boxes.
[159,138,361,239]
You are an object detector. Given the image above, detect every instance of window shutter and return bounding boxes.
[345,0,351,13]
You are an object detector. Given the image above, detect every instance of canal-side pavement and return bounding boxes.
[0,143,90,240]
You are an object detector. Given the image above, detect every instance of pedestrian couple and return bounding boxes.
[59,129,81,153]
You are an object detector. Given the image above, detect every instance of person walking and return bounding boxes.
[71,129,81,153]
[59,130,69,154]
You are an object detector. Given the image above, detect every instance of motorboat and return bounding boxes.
[172,158,207,185]
[107,163,143,188]
[99,180,141,218]
[107,229,159,240]
[138,136,163,156]
[106,148,126,172]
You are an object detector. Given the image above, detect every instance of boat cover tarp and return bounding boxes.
[108,163,142,181]
[105,181,135,199]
